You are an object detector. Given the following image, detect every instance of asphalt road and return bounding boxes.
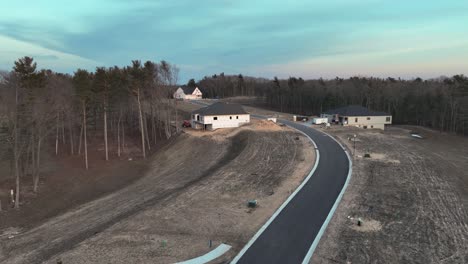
[188,101,351,263]
[234,115,350,264]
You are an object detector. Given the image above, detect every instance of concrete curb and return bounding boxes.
[184,107,352,263]
[175,243,232,264]
[230,118,321,264]
[300,127,353,264]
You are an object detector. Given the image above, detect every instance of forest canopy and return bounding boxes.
[197,73,468,136]
[0,57,180,208]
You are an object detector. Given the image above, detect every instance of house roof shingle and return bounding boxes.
[179,86,200,94]
[324,105,390,116]
[192,102,248,116]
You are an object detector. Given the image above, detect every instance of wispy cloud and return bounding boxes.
[0,35,99,72]
[0,0,467,80]
[247,42,468,79]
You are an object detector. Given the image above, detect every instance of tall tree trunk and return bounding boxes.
[83,101,88,169]
[152,115,157,145]
[117,109,122,157]
[149,105,154,143]
[104,103,109,161]
[55,112,59,155]
[165,106,171,139]
[69,116,74,155]
[122,121,125,153]
[158,106,163,139]
[144,113,151,151]
[30,133,35,190]
[14,155,20,209]
[137,90,146,159]
[94,108,97,132]
[33,138,42,193]
[110,113,114,133]
[151,110,156,144]
[14,83,20,209]
[78,121,83,155]
[175,99,179,133]
[61,112,66,145]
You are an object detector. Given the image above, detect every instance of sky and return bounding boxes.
[1,0,468,82]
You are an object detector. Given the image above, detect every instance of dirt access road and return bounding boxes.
[0,119,315,264]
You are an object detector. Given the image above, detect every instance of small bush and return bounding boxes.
[364,153,371,158]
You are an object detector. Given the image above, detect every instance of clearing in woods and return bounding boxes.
[310,125,468,264]
[222,98,468,264]
[0,118,315,264]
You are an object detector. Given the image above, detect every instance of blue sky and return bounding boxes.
[1,0,467,82]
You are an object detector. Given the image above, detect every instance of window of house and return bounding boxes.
[236,116,239,119]
[197,115,200,121]
[214,117,218,120]
[371,125,374,128]
[386,117,391,122]
[230,116,232,119]
[367,117,371,120]
[355,118,358,122]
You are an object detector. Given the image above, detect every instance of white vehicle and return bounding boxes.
[312,117,328,124]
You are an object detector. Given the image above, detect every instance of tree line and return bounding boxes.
[196,74,468,136]
[0,57,179,209]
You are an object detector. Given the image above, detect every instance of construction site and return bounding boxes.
[0,99,467,264]
[0,103,315,263]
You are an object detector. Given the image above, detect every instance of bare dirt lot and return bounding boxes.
[310,125,468,264]
[0,116,315,263]
[216,97,468,263]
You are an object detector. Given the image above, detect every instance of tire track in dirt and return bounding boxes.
[311,127,468,264]
[0,134,248,264]
[40,129,312,264]
[394,140,468,263]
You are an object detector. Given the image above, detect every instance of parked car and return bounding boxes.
[182,120,191,128]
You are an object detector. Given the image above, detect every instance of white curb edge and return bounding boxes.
[301,128,353,264]
[230,121,320,264]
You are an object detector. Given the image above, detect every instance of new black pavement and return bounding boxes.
[235,117,350,264]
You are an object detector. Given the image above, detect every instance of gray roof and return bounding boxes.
[193,102,248,116]
[180,86,197,94]
[324,105,390,116]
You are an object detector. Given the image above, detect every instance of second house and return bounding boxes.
[191,102,250,130]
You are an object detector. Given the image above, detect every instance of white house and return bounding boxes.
[321,105,392,130]
[173,86,202,100]
[191,102,250,130]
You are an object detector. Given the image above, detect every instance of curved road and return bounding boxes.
[232,116,351,264]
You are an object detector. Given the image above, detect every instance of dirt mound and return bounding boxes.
[183,118,285,142]
[250,119,283,131]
